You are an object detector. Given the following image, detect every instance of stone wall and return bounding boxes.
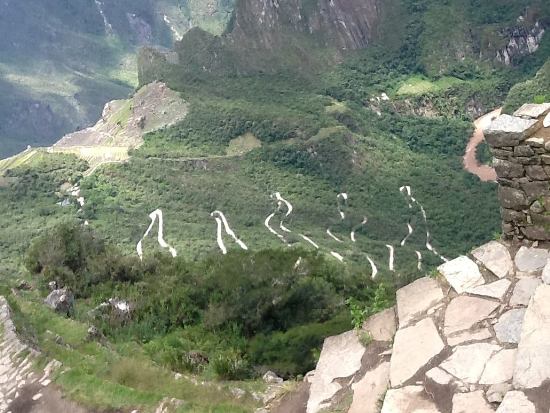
[485,103,550,241]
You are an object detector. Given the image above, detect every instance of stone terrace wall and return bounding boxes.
[485,103,550,240]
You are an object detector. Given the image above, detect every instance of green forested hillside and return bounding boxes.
[0,1,549,412]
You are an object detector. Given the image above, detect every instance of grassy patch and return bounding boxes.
[396,76,464,96]
[10,293,261,412]
[226,133,262,156]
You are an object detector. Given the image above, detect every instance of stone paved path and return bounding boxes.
[302,240,550,413]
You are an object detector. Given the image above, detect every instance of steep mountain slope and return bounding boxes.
[0,0,234,157]
[139,0,550,82]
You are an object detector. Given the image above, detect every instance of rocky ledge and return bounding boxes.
[301,240,550,413]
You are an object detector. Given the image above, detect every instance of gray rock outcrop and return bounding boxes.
[44,288,74,316]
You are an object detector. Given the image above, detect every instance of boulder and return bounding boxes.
[451,391,494,413]
[438,256,484,294]
[495,391,535,413]
[513,285,550,389]
[263,371,283,384]
[466,279,511,301]
[363,307,396,341]
[396,277,443,327]
[509,278,542,306]
[501,208,527,223]
[471,241,514,279]
[514,246,550,272]
[493,159,524,179]
[306,330,365,413]
[440,343,501,384]
[86,325,101,341]
[520,181,550,203]
[494,308,526,344]
[390,318,445,387]
[479,349,516,385]
[15,280,32,291]
[498,187,529,211]
[349,362,390,413]
[154,398,185,413]
[529,200,545,213]
[520,225,550,241]
[513,103,550,119]
[108,298,132,324]
[514,145,535,157]
[444,296,499,336]
[381,386,440,413]
[484,114,538,147]
[44,288,74,316]
[525,165,548,180]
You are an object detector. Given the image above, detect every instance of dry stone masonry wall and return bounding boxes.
[0,297,61,413]
[485,103,550,241]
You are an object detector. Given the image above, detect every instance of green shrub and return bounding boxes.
[358,331,373,347]
[211,349,250,380]
[248,313,350,377]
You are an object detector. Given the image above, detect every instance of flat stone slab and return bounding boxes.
[426,367,454,385]
[363,307,396,342]
[509,278,542,306]
[390,318,445,387]
[480,349,516,385]
[381,386,440,413]
[444,296,499,336]
[466,279,511,301]
[349,362,389,413]
[440,343,501,384]
[513,103,550,119]
[452,391,494,413]
[514,246,550,273]
[496,391,535,413]
[396,277,444,327]
[438,256,485,294]
[472,241,514,279]
[306,330,365,413]
[494,309,526,344]
[447,328,493,347]
[544,112,550,128]
[484,114,539,147]
[514,285,550,389]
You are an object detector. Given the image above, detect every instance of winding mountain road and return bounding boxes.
[463,109,501,182]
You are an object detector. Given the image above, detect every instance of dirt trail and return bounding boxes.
[463,108,501,182]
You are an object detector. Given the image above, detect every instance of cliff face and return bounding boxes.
[138,0,384,82]
[496,21,546,65]
[229,0,382,50]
